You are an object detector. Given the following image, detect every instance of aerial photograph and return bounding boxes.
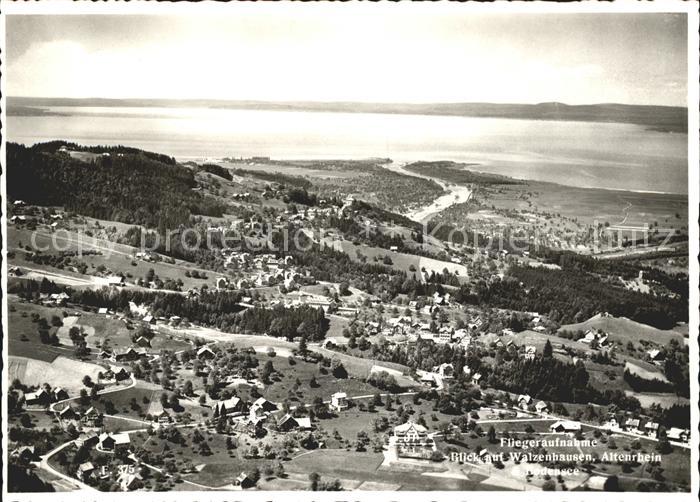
[3,6,695,495]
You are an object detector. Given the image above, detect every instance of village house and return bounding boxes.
[666,427,690,443]
[214,397,245,417]
[433,363,455,380]
[53,387,69,401]
[643,421,659,437]
[48,292,70,306]
[624,418,641,434]
[432,291,451,306]
[580,329,609,347]
[604,416,620,430]
[156,409,173,425]
[242,416,267,438]
[517,394,532,410]
[434,328,454,344]
[58,405,79,422]
[24,389,49,406]
[535,401,548,413]
[549,420,582,434]
[196,346,216,360]
[112,347,143,363]
[76,433,100,449]
[330,392,349,412]
[646,349,665,362]
[249,397,277,421]
[135,336,151,348]
[99,432,131,453]
[523,346,537,361]
[81,407,103,427]
[109,365,131,381]
[77,461,96,482]
[119,472,143,491]
[393,421,435,459]
[235,472,255,489]
[277,414,313,432]
[471,372,482,385]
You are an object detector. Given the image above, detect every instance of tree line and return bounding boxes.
[7,142,227,230]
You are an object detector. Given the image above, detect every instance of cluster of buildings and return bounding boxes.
[579,328,610,347]
[54,405,104,428]
[23,386,70,407]
[219,252,303,290]
[515,394,549,413]
[604,415,689,442]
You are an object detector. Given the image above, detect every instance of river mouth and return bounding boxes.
[380,162,472,223]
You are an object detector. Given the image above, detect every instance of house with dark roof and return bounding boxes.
[235,472,255,488]
[214,397,244,417]
[277,414,312,432]
[77,462,96,481]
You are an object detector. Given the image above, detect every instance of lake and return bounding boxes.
[7,106,688,194]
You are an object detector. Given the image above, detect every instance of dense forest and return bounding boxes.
[199,163,233,181]
[68,286,328,340]
[623,370,675,393]
[532,248,688,298]
[453,265,686,328]
[487,357,591,403]
[236,305,329,341]
[7,142,227,229]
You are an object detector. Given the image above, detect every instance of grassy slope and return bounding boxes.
[559,314,686,347]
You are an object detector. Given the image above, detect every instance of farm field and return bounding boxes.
[313,346,416,387]
[471,181,688,230]
[131,427,283,488]
[235,352,381,404]
[624,361,670,382]
[285,449,499,491]
[318,236,468,280]
[8,226,218,291]
[624,391,689,409]
[314,398,460,445]
[7,297,85,362]
[8,355,105,396]
[559,314,687,347]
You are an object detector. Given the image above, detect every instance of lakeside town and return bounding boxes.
[5,141,691,493]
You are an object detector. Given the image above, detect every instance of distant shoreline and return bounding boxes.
[188,155,689,198]
[7,97,688,133]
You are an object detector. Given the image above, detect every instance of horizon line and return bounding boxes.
[8,96,688,109]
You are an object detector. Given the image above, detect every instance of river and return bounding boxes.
[381,162,472,223]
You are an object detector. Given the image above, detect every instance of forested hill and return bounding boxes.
[7,142,227,229]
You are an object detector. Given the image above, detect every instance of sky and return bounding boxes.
[5,11,689,106]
